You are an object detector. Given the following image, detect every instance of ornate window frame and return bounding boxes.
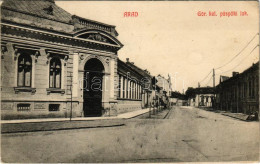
[13,46,39,94]
[45,50,68,95]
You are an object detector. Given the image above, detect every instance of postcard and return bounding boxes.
[1,0,259,163]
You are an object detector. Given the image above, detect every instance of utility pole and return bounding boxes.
[213,68,215,88]
[213,68,216,110]
[70,72,73,121]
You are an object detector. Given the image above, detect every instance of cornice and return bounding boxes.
[1,34,116,57]
[1,23,122,50]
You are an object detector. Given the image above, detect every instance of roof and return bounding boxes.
[117,59,153,90]
[1,0,73,24]
[170,91,187,100]
[219,75,230,83]
[125,60,152,79]
[195,87,215,94]
[117,59,143,79]
[1,0,119,37]
[217,61,259,87]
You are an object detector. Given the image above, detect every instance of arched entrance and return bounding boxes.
[83,58,104,117]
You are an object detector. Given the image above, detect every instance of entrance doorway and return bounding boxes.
[83,58,104,117]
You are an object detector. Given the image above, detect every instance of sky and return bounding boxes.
[56,1,259,93]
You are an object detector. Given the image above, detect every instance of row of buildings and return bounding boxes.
[215,63,259,115]
[0,0,172,119]
[186,62,259,116]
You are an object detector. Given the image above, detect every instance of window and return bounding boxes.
[252,78,255,98]
[18,54,32,87]
[118,75,121,98]
[17,104,31,111]
[239,84,242,99]
[249,80,252,97]
[126,79,129,99]
[49,58,61,88]
[244,82,247,98]
[49,104,60,111]
[122,77,125,98]
[130,81,132,99]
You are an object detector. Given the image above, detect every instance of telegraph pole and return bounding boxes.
[213,68,216,109]
[213,68,215,88]
[70,72,73,121]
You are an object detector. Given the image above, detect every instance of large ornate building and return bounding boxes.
[1,0,154,119]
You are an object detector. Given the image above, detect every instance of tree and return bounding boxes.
[185,87,196,98]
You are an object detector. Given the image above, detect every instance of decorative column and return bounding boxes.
[72,52,79,98]
[108,57,117,116]
[110,58,115,99]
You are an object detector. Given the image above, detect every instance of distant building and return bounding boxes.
[156,74,172,107]
[156,74,172,97]
[215,62,259,114]
[187,87,215,108]
[170,91,187,106]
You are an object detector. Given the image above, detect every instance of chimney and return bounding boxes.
[126,58,129,62]
[232,72,239,77]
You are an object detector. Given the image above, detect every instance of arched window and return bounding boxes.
[18,54,32,87]
[49,57,61,88]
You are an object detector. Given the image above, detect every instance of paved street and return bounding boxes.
[1,106,259,163]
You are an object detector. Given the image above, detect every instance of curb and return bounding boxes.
[1,109,151,124]
[128,110,151,119]
[221,113,249,122]
[2,123,125,134]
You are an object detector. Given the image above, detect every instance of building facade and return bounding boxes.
[187,87,215,108]
[116,59,152,114]
[215,62,259,114]
[155,74,172,107]
[1,0,157,119]
[1,0,125,119]
[170,91,187,106]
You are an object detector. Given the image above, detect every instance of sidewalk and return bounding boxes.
[1,108,150,124]
[1,108,150,133]
[197,107,254,121]
[221,112,251,121]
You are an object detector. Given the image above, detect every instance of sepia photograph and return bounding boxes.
[0,0,259,163]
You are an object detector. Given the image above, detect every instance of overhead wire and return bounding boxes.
[204,76,213,87]
[216,44,259,75]
[215,33,259,70]
[199,70,212,84]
